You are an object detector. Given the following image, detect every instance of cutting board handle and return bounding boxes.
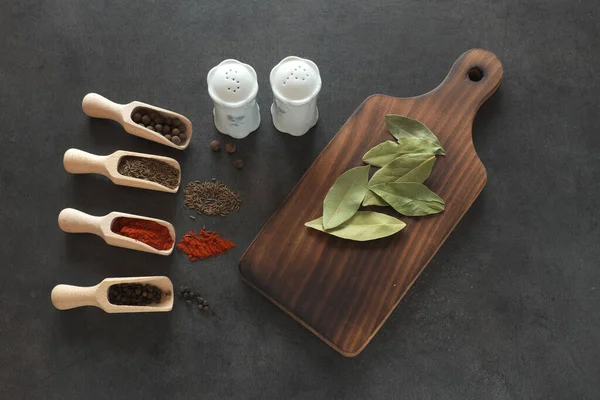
[431,49,503,111]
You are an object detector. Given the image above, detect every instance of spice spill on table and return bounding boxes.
[178,286,212,314]
[184,179,242,216]
[177,229,235,261]
[111,217,174,250]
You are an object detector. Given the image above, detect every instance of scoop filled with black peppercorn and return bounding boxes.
[51,276,174,313]
[132,107,190,147]
[82,93,193,150]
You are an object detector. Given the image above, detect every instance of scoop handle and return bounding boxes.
[58,208,104,235]
[63,149,108,175]
[82,93,124,120]
[51,284,100,310]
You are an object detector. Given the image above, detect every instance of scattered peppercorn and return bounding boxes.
[210,140,221,151]
[177,285,212,315]
[234,159,244,169]
[225,143,237,154]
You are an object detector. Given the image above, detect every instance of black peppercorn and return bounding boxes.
[141,115,151,125]
[163,125,171,134]
[171,136,182,145]
[132,112,142,123]
[155,124,163,133]
[171,128,180,136]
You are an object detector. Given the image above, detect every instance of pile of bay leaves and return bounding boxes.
[305,115,446,241]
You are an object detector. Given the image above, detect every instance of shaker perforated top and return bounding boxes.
[207,59,259,107]
[270,56,321,105]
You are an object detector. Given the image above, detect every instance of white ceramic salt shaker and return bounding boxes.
[270,56,322,136]
[207,59,260,139]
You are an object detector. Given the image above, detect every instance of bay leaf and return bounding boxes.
[363,138,444,167]
[305,211,406,241]
[363,154,436,206]
[322,165,370,229]
[371,182,445,216]
[385,114,443,149]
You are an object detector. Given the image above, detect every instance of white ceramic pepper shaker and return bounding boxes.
[207,59,260,139]
[270,56,322,136]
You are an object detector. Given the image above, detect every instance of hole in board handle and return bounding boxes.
[467,67,484,82]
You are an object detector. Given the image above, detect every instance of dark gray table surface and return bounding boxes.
[2,1,599,399]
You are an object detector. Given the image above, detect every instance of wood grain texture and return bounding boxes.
[239,49,503,356]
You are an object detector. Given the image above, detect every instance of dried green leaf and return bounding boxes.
[363,154,436,206]
[305,211,406,241]
[385,115,443,149]
[363,138,444,167]
[371,182,445,216]
[322,165,370,229]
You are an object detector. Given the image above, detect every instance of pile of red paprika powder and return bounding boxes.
[111,217,174,250]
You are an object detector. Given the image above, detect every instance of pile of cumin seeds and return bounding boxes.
[183,179,241,216]
[117,156,180,189]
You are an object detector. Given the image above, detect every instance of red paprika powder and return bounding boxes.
[176,229,235,261]
[111,217,174,251]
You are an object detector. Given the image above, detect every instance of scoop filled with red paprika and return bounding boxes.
[58,208,175,255]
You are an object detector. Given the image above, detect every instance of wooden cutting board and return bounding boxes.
[239,49,503,357]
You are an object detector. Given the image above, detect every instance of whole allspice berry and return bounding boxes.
[141,115,151,125]
[132,112,142,123]
[171,136,182,145]
[225,143,237,154]
[234,159,244,169]
[210,140,221,151]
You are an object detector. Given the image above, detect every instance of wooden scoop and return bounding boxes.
[82,93,192,150]
[51,276,174,313]
[58,208,175,255]
[63,148,181,193]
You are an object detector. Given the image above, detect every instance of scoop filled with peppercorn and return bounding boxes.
[51,276,174,313]
[82,93,193,150]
